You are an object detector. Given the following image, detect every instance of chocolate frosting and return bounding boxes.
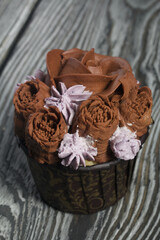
[72,95,119,163]
[119,86,152,137]
[13,79,50,139]
[46,48,138,99]
[25,106,67,164]
[13,47,153,166]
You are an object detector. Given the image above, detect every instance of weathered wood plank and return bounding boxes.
[0,0,40,69]
[0,0,160,239]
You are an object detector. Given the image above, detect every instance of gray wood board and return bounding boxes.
[0,0,160,239]
[0,0,39,68]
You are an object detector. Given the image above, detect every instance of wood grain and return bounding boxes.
[0,0,160,239]
[0,0,40,69]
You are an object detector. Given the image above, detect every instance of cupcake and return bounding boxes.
[13,48,152,214]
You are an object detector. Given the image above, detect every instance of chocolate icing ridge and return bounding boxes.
[46,49,64,86]
[46,48,137,99]
[55,73,114,94]
[119,86,152,137]
[25,106,67,164]
[72,94,119,163]
[13,78,50,140]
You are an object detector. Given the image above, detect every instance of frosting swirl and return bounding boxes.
[44,82,92,126]
[46,48,138,99]
[72,95,119,163]
[25,106,67,164]
[120,87,152,137]
[58,131,97,170]
[13,79,50,139]
[109,126,141,160]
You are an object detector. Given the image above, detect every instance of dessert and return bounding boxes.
[13,48,152,214]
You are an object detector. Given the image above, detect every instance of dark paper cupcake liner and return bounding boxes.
[21,140,135,214]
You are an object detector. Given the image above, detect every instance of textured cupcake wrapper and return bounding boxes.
[25,150,135,214]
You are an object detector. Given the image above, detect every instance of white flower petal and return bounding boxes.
[58,131,97,170]
[59,82,67,94]
[66,85,86,95]
[51,86,61,98]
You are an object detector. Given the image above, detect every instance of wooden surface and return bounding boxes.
[0,0,160,239]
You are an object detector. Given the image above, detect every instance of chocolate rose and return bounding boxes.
[120,86,152,137]
[72,95,119,163]
[13,79,50,140]
[25,106,67,164]
[46,48,138,99]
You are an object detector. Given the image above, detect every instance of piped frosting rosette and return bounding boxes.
[58,131,97,170]
[119,87,152,137]
[13,78,50,139]
[25,106,67,164]
[71,95,119,163]
[44,82,92,126]
[46,48,138,100]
